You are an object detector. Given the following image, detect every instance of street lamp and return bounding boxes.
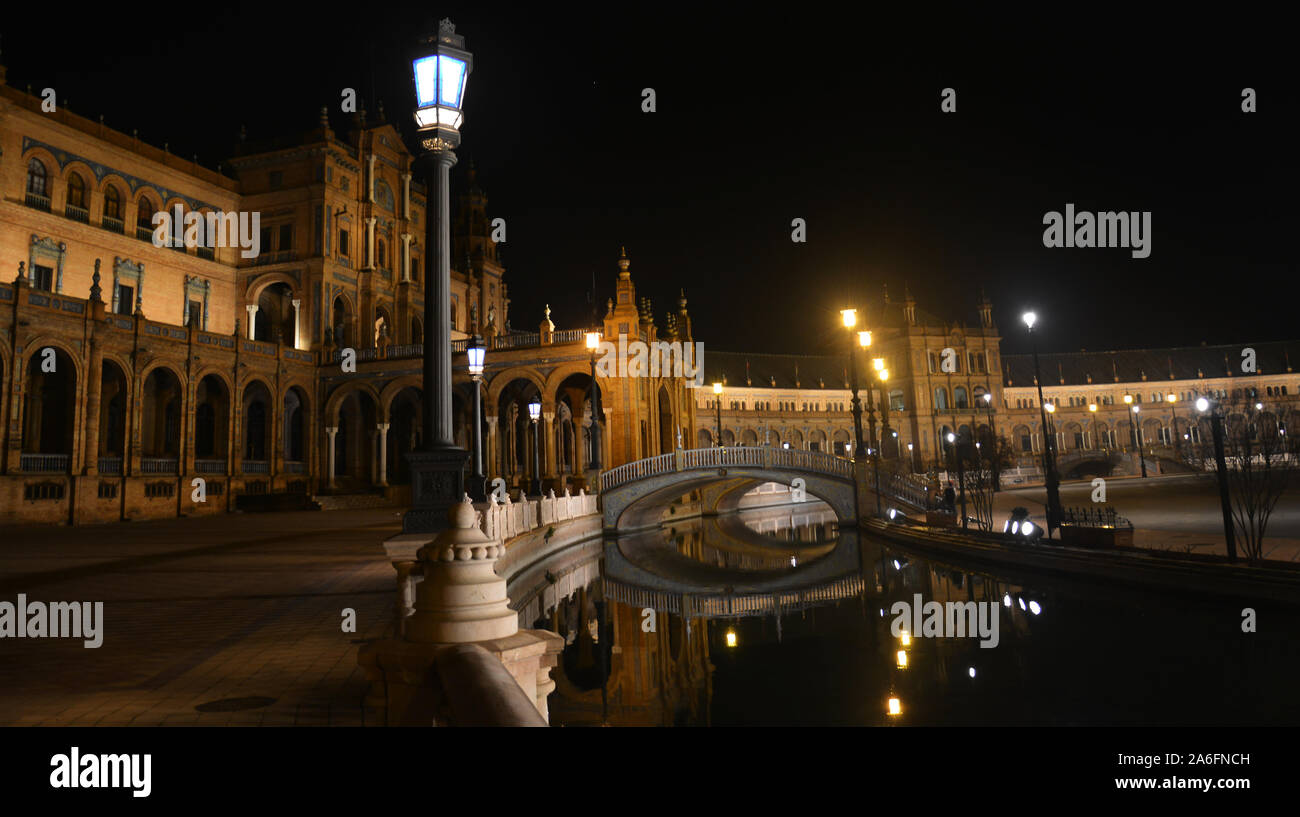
[841,309,867,459]
[860,333,878,459]
[585,331,603,474]
[1130,403,1148,478]
[1166,393,1181,456]
[527,396,542,496]
[466,335,487,500]
[1088,403,1099,451]
[404,19,473,533]
[712,381,724,448]
[945,430,966,527]
[981,391,1000,491]
[1024,310,1061,537]
[1197,396,1237,561]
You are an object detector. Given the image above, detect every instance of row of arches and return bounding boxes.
[11,344,309,475]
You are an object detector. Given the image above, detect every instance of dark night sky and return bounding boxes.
[4,6,1296,358]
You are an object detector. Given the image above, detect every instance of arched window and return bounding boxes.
[67,172,87,208]
[377,239,387,269]
[104,185,123,219]
[26,158,48,196]
[934,387,949,411]
[137,197,156,230]
[954,386,969,409]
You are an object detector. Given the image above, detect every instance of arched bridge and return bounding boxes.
[599,446,858,532]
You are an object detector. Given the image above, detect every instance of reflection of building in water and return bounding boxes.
[545,579,713,727]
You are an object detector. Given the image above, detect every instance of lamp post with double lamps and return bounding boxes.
[403,19,472,533]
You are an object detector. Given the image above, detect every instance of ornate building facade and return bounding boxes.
[0,69,697,525]
[702,290,1298,479]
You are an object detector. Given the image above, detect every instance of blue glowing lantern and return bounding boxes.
[412,19,473,148]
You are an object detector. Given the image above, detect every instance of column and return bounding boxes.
[485,414,499,480]
[402,172,411,218]
[401,233,412,282]
[291,298,301,350]
[82,337,102,475]
[326,426,338,488]
[542,409,557,482]
[376,422,390,487]
[246,304,257,339]
[368,153,377,202]
[366,217,376,269]
[369,428,378,484]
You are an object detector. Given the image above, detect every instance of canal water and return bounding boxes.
[544,504,1300,727]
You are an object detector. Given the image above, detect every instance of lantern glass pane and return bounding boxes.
[413,56,439,107]
[438,55,467,107]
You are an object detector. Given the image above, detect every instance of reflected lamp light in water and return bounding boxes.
[896,650,908,669]
[887,697,902,716]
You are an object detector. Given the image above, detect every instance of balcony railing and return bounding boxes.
[195,458,227,474]
[197,246,215,261]
[98,456,123,475]
[25,192,51,212]
[140,457,179,474]
[20,453,68,473]
[65,203,90,223]
[102,215,125,234]
[284,460,306,474]
[243,459,270,474]
[136,224,155,241]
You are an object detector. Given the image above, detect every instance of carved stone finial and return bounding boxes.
[89,259,102,301]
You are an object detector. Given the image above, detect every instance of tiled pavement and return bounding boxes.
[0,508,406,726]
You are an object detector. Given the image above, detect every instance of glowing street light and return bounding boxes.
[1197,396,1238,560]
[712,381,724,448]
[527,396,542,496]
[841,308,858,328]
[466,335,487,499]
[585,331,603,472]
[896,650,908,668]
[1023,309,1060,535]
[1130,403,1147,477]
[887,697,903,716]
[725,628,738,648]
[403,19,474,532]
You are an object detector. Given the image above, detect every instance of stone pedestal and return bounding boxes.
[361,495,561,725]
[403,447,468,533]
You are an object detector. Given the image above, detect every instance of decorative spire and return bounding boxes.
[617,247,630,279]
[89,259,102,302]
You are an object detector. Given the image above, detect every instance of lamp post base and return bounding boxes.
[403,447,470,533]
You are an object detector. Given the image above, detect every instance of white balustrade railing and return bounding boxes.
[480,488,599,543]
[601,446,857,492]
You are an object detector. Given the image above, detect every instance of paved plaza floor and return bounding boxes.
[0,508,404,726]
[993,473,1300,561]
